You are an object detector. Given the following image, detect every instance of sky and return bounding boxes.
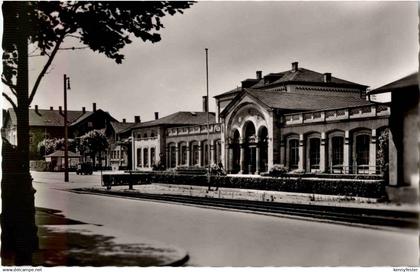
[18,1,419,122]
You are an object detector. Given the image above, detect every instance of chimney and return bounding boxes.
[82,107,86,114]
[35,105,39,113]
[154,112,159,120]
[256,71,262,80]
[50,106,53,110]
[202,96,208,112]
[323,73,332,83]
[122,118,126,123]
[92,102,97,112]
[59,106,63,115]
[292,61,299,72]
[134,116,141,123]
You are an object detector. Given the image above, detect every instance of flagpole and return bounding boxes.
[205,48,211,190]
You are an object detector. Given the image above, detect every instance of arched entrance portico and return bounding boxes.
[225,102,271,175]
[243,121,257,174]
[231,130,241,173]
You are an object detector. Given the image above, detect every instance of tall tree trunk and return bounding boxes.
[1,2,38,265]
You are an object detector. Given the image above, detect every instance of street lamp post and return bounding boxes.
[64,74,70,182]
[205,48,211,190]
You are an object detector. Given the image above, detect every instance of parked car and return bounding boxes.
[76,162,93,175]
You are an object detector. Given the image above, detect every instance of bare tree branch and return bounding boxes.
[28,33,66,105]
[2,92,18,111]
[1,78,17,96]
[66,34,82,39]
[1,77,17,89]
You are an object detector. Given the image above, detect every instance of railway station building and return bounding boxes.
[130,62,390,176]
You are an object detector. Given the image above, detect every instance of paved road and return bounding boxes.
[31,171,418,266]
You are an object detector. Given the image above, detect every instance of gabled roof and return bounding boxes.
[220,88,372,117]
[262,68,366,88]
[69,109,117,127]
[110,121,136,134]
[4,108,89,127]
[214,87,242,98]
[45,150,80,157]
[247,89,372,110]
[214,66,367,99]
[369,72,418,94]
[130,111,216,130]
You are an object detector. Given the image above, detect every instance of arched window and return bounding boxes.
[202,140,209,166]
[356,135,370,166]
[191,142,199,166]
[289,139,299,170]
[136,148,142,167]
[150,147,156,166]
[143,148,149,167]
[331,136,344,166]
[180,144,187,165]
[169,145,176,168]
[309,138,320,169]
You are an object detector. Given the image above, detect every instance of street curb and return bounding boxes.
[69,188,418,234]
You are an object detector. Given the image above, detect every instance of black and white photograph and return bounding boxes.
[1,0,419,269]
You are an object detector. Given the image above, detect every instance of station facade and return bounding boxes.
[130,62,390,176]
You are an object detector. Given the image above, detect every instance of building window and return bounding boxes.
[289,139,299,170]
[143,133,147,139]
[143,148,149,167]
[356,135,370,166]
[216,140,222,164]
[150,147,156,167]
[88,121,93,128]
[309,138,320,168]
[331,137,344,165]
[192,144,199,166]
[137,148,142,167]
[202,141,209,166]
[180,145,187,165]
[170,145,176,168]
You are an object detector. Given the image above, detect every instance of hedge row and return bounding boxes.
[114,172,386,198]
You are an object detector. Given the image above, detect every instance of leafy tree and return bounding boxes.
[37,138,76,156]
[78,130,109,167]
[2,1,193,265]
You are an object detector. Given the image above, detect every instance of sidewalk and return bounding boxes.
[31,207,189,266]
[92,183,420,213]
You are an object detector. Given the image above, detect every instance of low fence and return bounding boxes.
[102,171,386,198]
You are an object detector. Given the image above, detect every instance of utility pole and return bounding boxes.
[64,74,70,182]
[205,48,211,190]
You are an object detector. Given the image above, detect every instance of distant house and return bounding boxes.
[2,102,117,161]
[105,118,138,171]
[2,105,88,160]
[70,103,117,137]
[369,72,419,203]
[45,150,81,171]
